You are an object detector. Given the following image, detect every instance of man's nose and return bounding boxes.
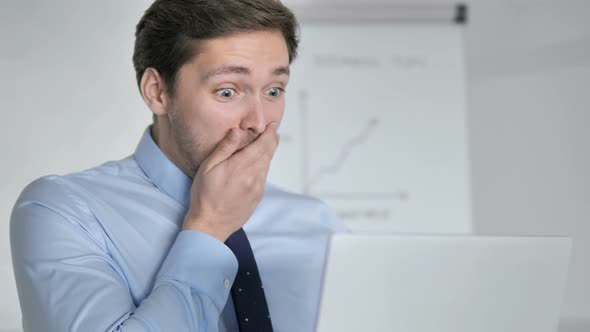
[240,96,266,135]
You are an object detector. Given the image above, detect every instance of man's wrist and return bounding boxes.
[182,217,234,243]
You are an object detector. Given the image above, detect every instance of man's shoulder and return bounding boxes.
[63,155,144,184]
[14,156,144,212]
[258,183,349,233]
[263,183,333,212]
[264,183,319,202]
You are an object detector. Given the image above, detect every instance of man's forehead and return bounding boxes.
[197,31,288,59]
[181,30,290,80]
[200,64,290,82]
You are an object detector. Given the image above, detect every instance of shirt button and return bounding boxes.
[224,278,230,289]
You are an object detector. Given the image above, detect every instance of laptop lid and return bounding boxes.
[316,234,572,332]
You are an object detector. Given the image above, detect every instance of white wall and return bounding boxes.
[1,0,589,331]
[464,1,590,330]
[0,1,153,328]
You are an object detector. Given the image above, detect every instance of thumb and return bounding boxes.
[201,129,240,173]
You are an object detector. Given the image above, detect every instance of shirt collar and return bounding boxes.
[133,126,192,208]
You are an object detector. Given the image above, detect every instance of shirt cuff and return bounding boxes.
[156,230,238,312]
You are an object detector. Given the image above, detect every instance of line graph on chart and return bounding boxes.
[297,90,410,203]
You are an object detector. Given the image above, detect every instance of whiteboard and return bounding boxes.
[0,2,470,329]
[268,23,471,233]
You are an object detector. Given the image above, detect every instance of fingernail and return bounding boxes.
[228,129,237,141]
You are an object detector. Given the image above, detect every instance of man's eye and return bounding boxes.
[266,87,284,98]
[216,88,236,98]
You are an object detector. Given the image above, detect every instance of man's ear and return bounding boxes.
[140,68,170,118]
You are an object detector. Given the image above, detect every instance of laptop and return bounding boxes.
[315,233,572,332]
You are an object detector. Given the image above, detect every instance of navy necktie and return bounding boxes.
[225,228,273,331]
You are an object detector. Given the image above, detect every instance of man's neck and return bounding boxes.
[150,122,195,179]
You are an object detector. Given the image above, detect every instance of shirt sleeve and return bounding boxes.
[10,199,238,332]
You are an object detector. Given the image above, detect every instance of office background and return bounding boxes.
[0,0,588,331]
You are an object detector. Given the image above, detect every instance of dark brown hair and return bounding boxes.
[133,0,299,98]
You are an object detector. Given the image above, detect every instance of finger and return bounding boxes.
[260,122,280,159]
[232,124,279,189]
[255,122,280,158]
[200,128,241,173]
[233,122,279,164]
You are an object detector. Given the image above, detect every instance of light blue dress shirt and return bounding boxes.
[10,127,347,332]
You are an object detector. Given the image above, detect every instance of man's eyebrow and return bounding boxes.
[273,66,290,76]
[201,65,290,82]
[202,65,250,82]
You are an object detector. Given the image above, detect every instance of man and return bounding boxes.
[10,0,345,331]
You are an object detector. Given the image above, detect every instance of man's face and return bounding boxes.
[167,30,290,175]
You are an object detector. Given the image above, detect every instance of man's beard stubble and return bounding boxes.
[166,103,264,178]
[167,105,205,178]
